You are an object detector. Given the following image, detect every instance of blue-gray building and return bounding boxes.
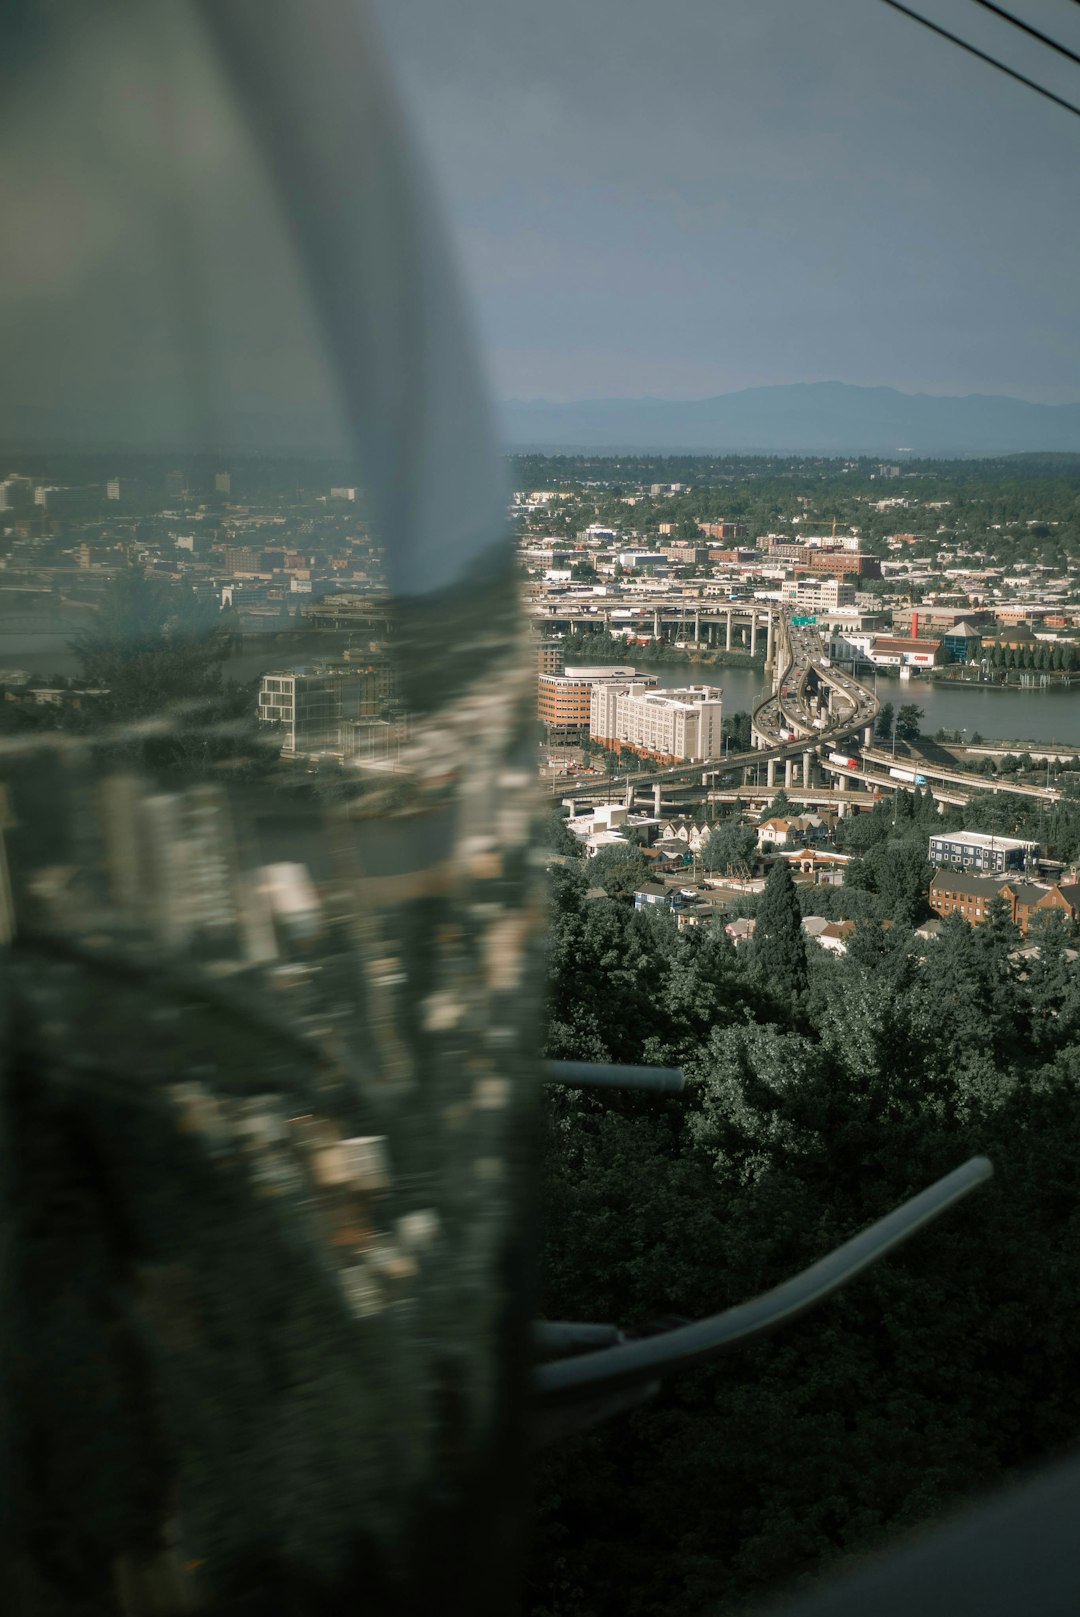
[928,831,1038,875]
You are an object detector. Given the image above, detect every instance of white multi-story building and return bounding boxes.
[781,578,856,612]
[590,683,723,763]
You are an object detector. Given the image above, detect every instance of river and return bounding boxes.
[3,631,1077,749]
[625,665,1080,749]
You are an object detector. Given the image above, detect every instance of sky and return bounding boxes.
[373,0,1080,404]
[1,0,1078,461]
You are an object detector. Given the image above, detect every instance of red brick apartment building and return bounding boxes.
[797,548,882,580]
[698,520,747,541]
[929,871,1080,936]
[537,673,594,738]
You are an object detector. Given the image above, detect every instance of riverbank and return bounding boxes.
[928,667,1080,690]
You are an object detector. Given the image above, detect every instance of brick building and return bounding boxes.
[928,870,1080,936]
[698,520,747,541]
[538,667,653,740]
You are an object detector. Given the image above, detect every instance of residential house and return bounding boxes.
[657,818,711,854]
[756,816,795,849]
[757,813,835,851]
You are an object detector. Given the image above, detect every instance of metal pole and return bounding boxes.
[545,1061,685,1094]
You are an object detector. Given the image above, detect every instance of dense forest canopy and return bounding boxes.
[531,799,1080,1616]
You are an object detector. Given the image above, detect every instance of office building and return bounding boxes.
[928,831,1039,876]
[536,638,564,677]
[259,661,395,757]
[941,622,983,663]
[537,666,650,739]
[591,683,723,764]
[780,579,856,612]
[0,475,34,512]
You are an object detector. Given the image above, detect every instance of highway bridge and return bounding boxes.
[549,611,878,805]
[855,746,1063,803]
[531,597,776,661]
[549,610,1064,816]
[748,613,880,785]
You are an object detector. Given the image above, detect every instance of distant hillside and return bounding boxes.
[498,383,1080,456]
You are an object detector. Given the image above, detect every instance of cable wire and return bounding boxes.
[879,0,1080,119]
[966,0,1080,70]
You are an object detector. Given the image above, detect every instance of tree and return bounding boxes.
[875,702,895,744]
[723,711,753,753]
[702,821,756,876]
[896,703,924,743]
[543,809,580,859]
[874,841,933,925]
[71,567,233,720]
[750,860,807,996]
[587,842,653,901]
[68,567,265,780]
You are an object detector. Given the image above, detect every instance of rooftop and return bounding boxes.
[930,831,1038,852]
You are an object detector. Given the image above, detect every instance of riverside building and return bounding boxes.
[590,683,723,764]
[537,666,655,740]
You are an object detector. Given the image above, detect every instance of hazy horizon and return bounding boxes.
[499,380,1080,407]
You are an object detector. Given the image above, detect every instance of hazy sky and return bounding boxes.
[374,0,1080,404]
[2,0,1078,458]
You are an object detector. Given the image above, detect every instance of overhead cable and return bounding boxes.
[965,0,1080,71]
[879,0,1080,120]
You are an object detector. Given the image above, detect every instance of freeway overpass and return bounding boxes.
[751,613,880,766]
[821,762,971,809]
[549,613,882,804]
[532,597,777,660]
[549,611,1064,818]
[858,746,1063,804]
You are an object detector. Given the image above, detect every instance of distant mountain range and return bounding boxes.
[498,382,1080,457]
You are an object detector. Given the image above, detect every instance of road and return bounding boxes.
[548,611,1065,810]
[549,611,876,801]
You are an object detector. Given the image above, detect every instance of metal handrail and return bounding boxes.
[535,1156,992,1408]
[545,1060,685,1094]
[533,1321,625,1356]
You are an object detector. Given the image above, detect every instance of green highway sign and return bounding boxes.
[791,614,818,626]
